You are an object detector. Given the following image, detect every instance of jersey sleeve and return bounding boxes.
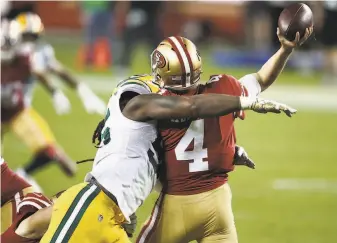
[1,192,50,243]
[1,226,36,243]
[206,74,248,96]
[239,74,262,97]
[226,75,248,119]
[43,44,63,72]
[1,162,31,205]
[30,50,48,73]
[115,80,152,97]
[30,44,62,73]
[208,74,248,119]
[224,75,249,97]
[17,192,51,214]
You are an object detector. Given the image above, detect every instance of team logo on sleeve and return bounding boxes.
[152,50,166,69]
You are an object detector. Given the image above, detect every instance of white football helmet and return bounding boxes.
[15,12,44,36]
[14,13,44,55]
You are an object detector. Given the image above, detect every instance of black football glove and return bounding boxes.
[122,213,137,238]
[233,145,255,169]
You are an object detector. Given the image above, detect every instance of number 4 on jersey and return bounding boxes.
[175,120,208,172]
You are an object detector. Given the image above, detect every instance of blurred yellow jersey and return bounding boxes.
[113,74,160,96]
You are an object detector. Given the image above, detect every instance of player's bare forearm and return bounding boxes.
[255,46,293,91]
[53,69,78,89]
[123,94,241,121]
[255,26,313,92]
[34,72,57,94]
[190,94,242,118]
[15,206,52,239]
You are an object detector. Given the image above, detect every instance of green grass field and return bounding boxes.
[2,44,337,242]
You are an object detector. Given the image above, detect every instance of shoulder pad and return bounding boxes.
[207,74,231,84]
[113,74,160,96]
[17,192,52,213]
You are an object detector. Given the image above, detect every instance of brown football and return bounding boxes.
[278,3,313,41]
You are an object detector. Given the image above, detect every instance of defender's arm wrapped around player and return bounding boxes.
[123,92,296,122]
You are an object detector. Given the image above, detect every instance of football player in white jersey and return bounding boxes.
[40,74,296,243]
[15,12,106,115]
[7,13,106,190]
[1,19,76,193]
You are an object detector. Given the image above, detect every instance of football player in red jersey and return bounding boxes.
[1,157,52,243]
[137,28,313,243]
[1,19,76,192]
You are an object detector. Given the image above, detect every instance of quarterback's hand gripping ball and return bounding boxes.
[277,3,314,50]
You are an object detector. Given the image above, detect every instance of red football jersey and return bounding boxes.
[1,54,32,122]
[1,160,51,243]
[158,74,248,195]
[1,160,31,206]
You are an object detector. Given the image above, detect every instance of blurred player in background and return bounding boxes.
[137,31,312,243]
[1,157,52,243]
[1,0,36,23]
[115,1,164,78]
[79,0,116,68]
[1,19,76,192]
[2,12,107,191]
[15,12,106,115]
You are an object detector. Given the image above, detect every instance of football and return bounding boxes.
[278,3,314,41]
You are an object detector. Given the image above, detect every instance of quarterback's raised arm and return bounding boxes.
[15,206,52,239]
[245,27,313,92]
[123,94,297,122]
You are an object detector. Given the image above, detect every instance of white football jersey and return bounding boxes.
[18,41,62,73]
[87,75,161,222]
[17,41,62,106]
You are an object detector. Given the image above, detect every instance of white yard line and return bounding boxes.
[260,86,337,112]
[272,178,337,193]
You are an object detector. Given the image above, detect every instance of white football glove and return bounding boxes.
[240,97,297,117]
[77,83,106,115]
[52,90,71,115]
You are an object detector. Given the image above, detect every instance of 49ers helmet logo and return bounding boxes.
[152,50,166,69]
